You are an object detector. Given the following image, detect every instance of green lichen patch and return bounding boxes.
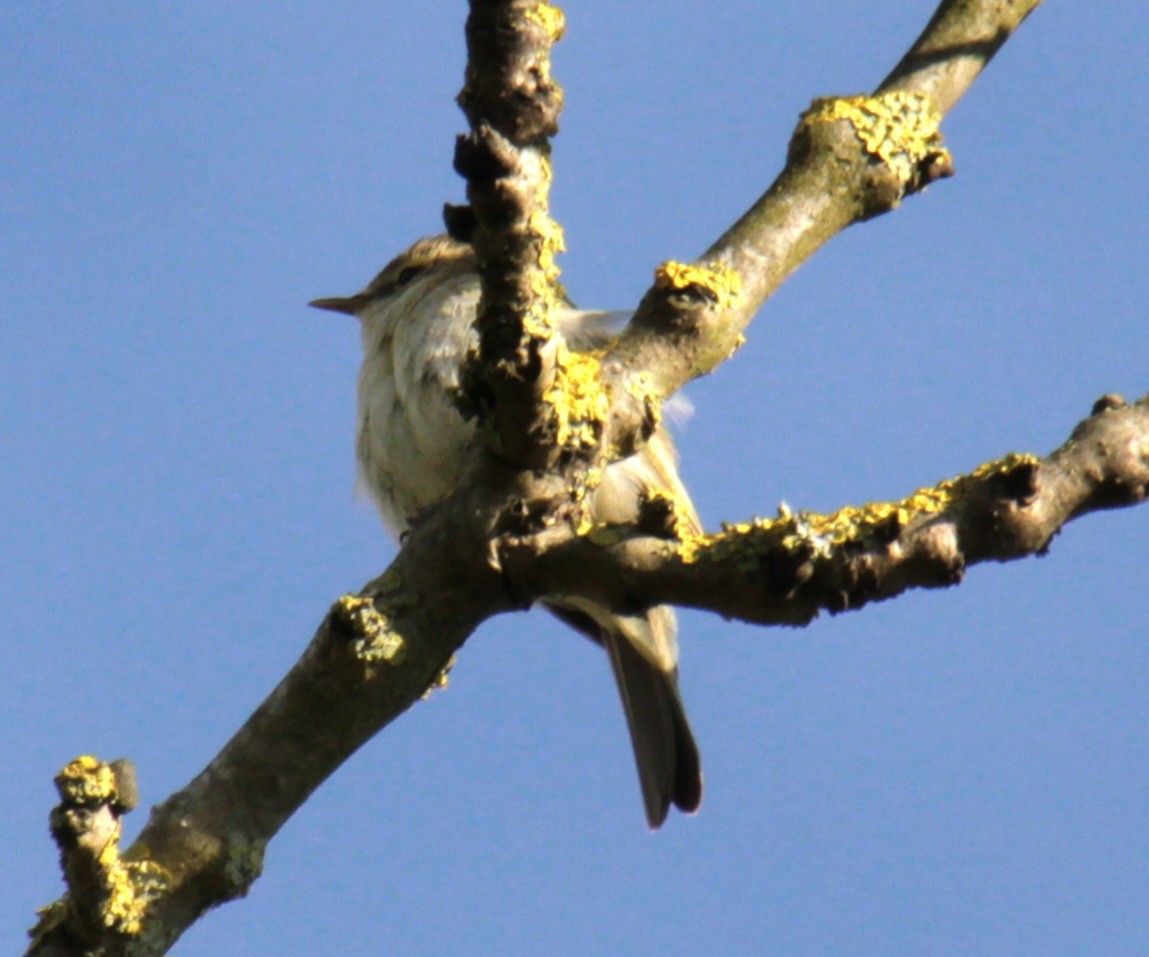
[581,522,631,547]
[27,899,67,949]
[223,839,266,897]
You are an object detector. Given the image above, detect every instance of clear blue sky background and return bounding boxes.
[4,3,1148,955]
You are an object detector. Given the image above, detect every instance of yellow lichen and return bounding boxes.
[546,345,610,450]
[33,852,172,939]
[55,755,118,805]
[679,514,782,566]
[34,758,172,942]
[333,594,406,665]
[681,453,1040,564]
[526,209,566,308]
[525,2,566,42]
[801,91,950,186]
[515,200,567,342]
[654,260,743,309]
[529,210,564,274]
[517,1,564,89]
[101,858,169,935]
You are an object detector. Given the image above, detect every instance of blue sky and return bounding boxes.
[3,3,1148,955]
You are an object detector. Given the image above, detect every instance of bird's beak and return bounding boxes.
[308,295,364,316]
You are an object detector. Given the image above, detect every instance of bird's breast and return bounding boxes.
[355,301,478,536]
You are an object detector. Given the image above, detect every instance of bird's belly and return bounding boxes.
[356,362,475,535]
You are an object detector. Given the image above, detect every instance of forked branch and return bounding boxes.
[35,2,1135,956]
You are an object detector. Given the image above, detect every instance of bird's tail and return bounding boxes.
[547,601,702,828]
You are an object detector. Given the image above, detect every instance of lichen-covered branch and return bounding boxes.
[600,0,1044,459]
[28,518,511,957]
[513,395,1149,625]
[454,0,569,468]
[28,758,159,955]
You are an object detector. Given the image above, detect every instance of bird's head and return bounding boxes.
[308,234,477,319]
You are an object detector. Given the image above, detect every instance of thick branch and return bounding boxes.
[515,395,1149,625]
[454,1,568,467]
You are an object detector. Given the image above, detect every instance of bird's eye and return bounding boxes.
[395,264,426,287]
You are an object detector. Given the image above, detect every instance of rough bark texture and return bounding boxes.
[31,1,1149,955]
[454,0,569,468]
[513,395,1149,625]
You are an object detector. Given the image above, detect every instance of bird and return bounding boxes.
[310,234,702,828]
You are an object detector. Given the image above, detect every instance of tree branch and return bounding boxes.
[600,0,1044,459]
[879,0,1043,108]
[511,394,1149,625]
[29,508,512,956]
[454,0,569,468]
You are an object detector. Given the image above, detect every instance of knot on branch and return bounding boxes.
[453,3,574,467]
[654,260,744,312]
[452,109,566,285]
[799,91,954,215]
[458,2,564,143]
[455,125,521,182]
[453,124,570,464]
[443,202,478,244]
[32,756,171,949]
[219,839,267,901]
[636,489,697,540]
[329,594,407,669]
[53,755,138,820]
[1066,393,1149,511]
[628,260,747,371]
[1091,392,1128,415]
